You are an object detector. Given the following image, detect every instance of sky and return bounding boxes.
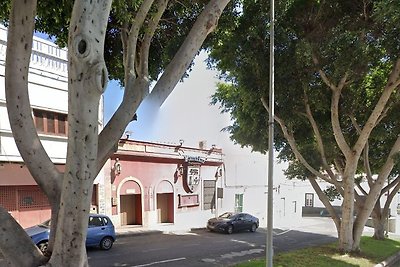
[103,51,288,187]
[104,51,233,149]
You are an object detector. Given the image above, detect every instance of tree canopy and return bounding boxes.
[0,0,225,85]
[0,0,232,266]
[209,0,400,251]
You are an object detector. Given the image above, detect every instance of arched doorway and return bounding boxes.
[119,179,142,226]
[156,180,174,223]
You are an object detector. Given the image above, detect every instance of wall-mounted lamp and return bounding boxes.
[175,139,185,152]
[208,144,217,155]
[215,166,223,179]
[114,158,121,175]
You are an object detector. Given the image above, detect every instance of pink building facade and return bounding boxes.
[105,139,224,229]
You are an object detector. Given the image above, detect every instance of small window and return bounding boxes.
[89,216,103,227]
[237,214,245,220]
[58,114,67,134]
[305,193,314,207]
[47,113,55,133]
[234,194,243,213]
[33,109,68,136]
[34,110,44,132]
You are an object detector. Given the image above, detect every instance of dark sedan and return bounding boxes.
[207,212,259,234]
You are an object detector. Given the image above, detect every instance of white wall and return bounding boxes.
[0,25,69,164]
[0,25,104,165]
[124,51,294,227]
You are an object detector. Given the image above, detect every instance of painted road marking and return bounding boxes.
[220,248,264,259]
[230,239,257,247]
[274,229,291,236]
[132,257,186,267]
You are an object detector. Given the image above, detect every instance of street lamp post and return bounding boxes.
[266,0,275,266]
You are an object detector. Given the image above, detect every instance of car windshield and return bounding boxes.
[219,212,235,219]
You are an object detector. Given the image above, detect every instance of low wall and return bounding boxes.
[302,206,342,217]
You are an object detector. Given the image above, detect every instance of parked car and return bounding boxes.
[25,214,116,253]
[207,212,259,234]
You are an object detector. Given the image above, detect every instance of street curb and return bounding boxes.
[116,230,163,237]
[375,251,400,267]
[115,227,207,238]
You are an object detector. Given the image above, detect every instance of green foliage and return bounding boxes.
[323,186,342,201]
[209,0,400,180]
[0,0,217,85]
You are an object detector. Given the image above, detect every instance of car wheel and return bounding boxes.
[250,223,257,232]
[226,225,233,234]
[100,236,114,250]
[37,241,48,254]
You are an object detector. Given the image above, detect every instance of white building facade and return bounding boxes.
[0,25,105,227]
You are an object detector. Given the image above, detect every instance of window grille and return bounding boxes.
[0,186,17,211]
[18,187,50,210]
[305,193,314,207]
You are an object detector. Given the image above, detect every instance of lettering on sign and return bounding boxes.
[185,166,200,193]
[184,155,206,163]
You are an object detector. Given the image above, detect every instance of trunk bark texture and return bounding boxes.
[1,0,232,265]
[373,217,387,240]
[371,201,387,240]
[48,1,112,266]
[339,172,356,252]
[0,208,48,266]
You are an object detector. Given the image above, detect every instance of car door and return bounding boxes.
[243,214,253,229]
[86,216,105,247]
[234,214,247,231]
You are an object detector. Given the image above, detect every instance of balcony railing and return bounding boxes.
[0,25,68,77]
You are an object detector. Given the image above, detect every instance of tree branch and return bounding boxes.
[356,181,368,196]
[148,0,231,106]
[383,175,400,213]
[309,177,341,234]
[311,52,336,90]
[349,114,374,185]
[353,58,400,158]
[125,0,155,83]
[381,175,400,194]
[303,90,335,179]
[261,97,333,184]
[353,134,400,239]
[5,0,61,200]
[138,0,168,78]
[330,75,353,159]
[0,207,47,266]
[98,0,231,172]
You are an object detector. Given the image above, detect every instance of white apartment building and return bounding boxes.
[0,25,105,228]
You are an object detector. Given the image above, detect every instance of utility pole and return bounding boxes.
[266,0,275,266]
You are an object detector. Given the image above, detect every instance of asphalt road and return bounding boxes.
[0,218,338,266]
[87,218,338,267]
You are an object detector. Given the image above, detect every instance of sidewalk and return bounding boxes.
[115,223,197,237]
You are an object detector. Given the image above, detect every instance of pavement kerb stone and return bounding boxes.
[116,229,163,237]
[375,251,400,267]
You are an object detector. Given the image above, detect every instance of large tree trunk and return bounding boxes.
[339,172,356,252]
[373,217,387,240]
[1,0,232,265]
[371,201,387,240]
[48,1,111,266]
